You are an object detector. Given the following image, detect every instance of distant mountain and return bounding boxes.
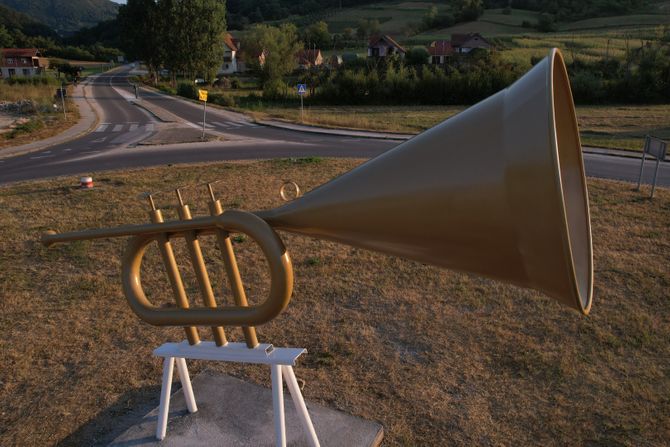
[0,4,59,38]
[0,0,119,35]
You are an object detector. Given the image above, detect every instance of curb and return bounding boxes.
[256,119,413,140]
[136,81,667,161]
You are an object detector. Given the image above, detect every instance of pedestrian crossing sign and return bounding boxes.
[198,89,208,102]
[297,84,307,95]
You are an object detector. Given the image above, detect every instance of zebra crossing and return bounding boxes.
[210,120,260,129]
[94,122,155,133]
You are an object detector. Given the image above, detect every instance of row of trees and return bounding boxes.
[118,0,227,84]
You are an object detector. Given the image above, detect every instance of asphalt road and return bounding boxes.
[0,70,667,189]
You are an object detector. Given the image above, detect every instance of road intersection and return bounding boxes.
[0,68,667,189]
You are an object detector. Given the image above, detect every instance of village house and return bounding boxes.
[428,40,454,65]
[0,48,46,78]
[326,54,343,69]
[450,33,492,54]
[218,33,239,75]
[367,34,406,58]
[296,49,323,69]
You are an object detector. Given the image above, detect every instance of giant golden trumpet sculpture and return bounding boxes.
[43,49,593,349]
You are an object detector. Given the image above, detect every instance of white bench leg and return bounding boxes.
[175,357,198,413]
[157,357,175,440]
[271,364,286,447]
[282,366,320,447]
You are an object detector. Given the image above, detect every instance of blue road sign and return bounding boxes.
[297,84,307,95]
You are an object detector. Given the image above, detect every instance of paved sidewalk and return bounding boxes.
[0,79,99,159]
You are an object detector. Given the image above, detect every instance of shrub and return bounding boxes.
[177,82,197,99]
[6,117,44,139]
[209,93,236,107]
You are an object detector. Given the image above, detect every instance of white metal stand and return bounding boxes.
[153,341,320,447]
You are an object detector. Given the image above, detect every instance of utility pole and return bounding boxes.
[60,82,67,119]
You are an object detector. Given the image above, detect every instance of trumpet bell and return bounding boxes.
[259,49,593,314]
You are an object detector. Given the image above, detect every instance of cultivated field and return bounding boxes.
[0,159,668,446]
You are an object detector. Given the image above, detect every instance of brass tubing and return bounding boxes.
[121,210,293,327]
[149,208,200,345]
[176,191,227,346]
[208,186,259,348]
[42,215,220,247]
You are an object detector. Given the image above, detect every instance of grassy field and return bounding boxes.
[308,3,670,69]
[0,160,668,446]
[243,104,670,151]
[0,81,80,149]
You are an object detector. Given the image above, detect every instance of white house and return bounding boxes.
[218,33,239,75]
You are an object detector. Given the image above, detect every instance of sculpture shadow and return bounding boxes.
[55,383,176,447]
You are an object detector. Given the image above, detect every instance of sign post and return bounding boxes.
[198,89,208,139]
[297,83,306,122]
[636,135,667,199]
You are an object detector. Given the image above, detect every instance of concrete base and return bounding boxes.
[110,370,383,447]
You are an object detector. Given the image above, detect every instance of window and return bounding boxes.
[7,58,15,65]
[23,69,30,76]
[371,47,380,57]
[8,68,15,76]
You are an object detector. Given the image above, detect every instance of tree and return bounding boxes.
[406,47,429,66]
[158,0,227,82]
[244,23,302,92]
[0,25,14,48]
[118,0,162,83]
[303,21,331,50]
[454,0,484,22]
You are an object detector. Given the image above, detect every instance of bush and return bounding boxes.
[6,117,44,139]
[209,93,236,107]
[176,82,197,100]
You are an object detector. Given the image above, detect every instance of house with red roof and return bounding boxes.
[428,40,454,65]
[219,33,239,74]
[367,35,406,58]
[0,48,46,78]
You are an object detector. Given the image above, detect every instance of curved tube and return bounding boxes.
[121,210,293,327]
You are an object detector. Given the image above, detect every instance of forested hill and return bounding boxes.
[0,4,58,39]
[0,0,119,35]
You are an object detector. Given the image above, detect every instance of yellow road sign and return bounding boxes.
[198,89,208,102]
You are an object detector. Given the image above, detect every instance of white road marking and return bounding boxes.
[92,137,107,143]
[30,155,54,159]
[129,124,139,131]
[112,124,123,132]
[197,122,215,128]
[185,122,200,129]
[63,148,72,151]
[41,151,52,154]
[95,124,108,132]
[212,121,229,127]
[81,151,101,154]
[227,122,242,128]
[145,123,155,131]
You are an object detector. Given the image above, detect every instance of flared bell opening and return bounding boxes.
[548,49,594,314]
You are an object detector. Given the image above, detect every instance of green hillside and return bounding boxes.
[0,4,58,38]
[0,0,119,34]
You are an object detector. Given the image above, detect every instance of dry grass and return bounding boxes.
[0,159,669,446]
[247,104,670,151]
[0,83,80,149]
